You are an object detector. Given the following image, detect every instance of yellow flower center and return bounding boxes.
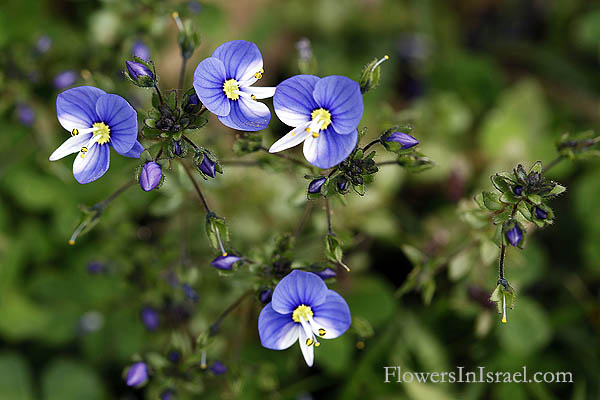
[223,79,240,100]
[311,108,332,131]
[292,304,313,323]
[93,122,111,145]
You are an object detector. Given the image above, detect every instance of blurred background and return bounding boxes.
[1,0,599,399]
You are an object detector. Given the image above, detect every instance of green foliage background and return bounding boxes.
[1,0,599,399]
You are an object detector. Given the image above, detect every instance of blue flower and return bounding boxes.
[125,362,148,387]
[126,60,155,85]
[193,40,275,131]
[211,254,242,270]
[258,270,351,367]
[307,177,327,194]
[132,40,150,61]
[16,103,35,126]
[140,306,160,331]
[49,86,144,184]
[534,207,548,220]
[53,70,77,89]
[269,75,363,169]
[210,361,227,375]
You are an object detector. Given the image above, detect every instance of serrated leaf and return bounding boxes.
[482,191,503,210]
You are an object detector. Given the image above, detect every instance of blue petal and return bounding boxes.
[121,141,144,158]
[303,128,357,169]
[258,303,299,350]
[193,57,230,117]
[312,76,363,135]
[218,97,270,131]
[271,270,328,314]
[212,40,263,83]
[56,86,106,132]
[73,142,110,184]
[312,290,351,339]
[95,94,138,154]
[273,75,320,127]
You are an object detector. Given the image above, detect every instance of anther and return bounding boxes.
[305,338,314,346]
[251,94,257,100]
[314,341,321,347]
[312,132,319,138]
[318,328,326,336]
[71,128,79,136]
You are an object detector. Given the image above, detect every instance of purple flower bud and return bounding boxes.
[337,177,349,192]
[53,70,77,89]
[16,103,34,126]
[259,289,273,304]
[187,93,200,106]
[167,350,181,364]
[172,140,182,156]
[210,361,227,375]
[534,207,548,220]
[161,389,175,400]
[132,40,150,61]
[140,307,160,331]
[182,283,199,302]
[126,60,154,81]
[506,226,522,247]
[198,155,216,178]
[140,162,162,192]
[314,267,336,280]
[385,131,419,149]
[308,177,326,194]
[36,35,52,54]
[210,254,242,270]
[126,362,148,387]
[513,185,523,196]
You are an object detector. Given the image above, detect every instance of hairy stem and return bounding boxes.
[178,56,189,99]
[259,146,313,169]
[292,201,313,240]
[153,84,165,105]
[98,180,136,209]
[363,138,381,152]
[209,289,253,337]
[325,198,333,234]
[543,155,565,173]
[180,160,211,214]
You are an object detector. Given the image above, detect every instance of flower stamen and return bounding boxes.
[254,68,264,79]
[223,79,240,100]
[92,122,111,145]
[292,305,313,323]
[71,128,79,136]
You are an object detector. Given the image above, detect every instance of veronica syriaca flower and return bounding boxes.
[269,75,363,169]
[49,86,143,184]
[211,254,242,270]
[193,40,275,131]
[140,306,160,331]
[126,362,148,387]
[258,270,351,367]
[53,70,77,89]
[307,177,327,194]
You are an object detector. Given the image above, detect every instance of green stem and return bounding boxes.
[208,289,253,337]
[180,160,211,214]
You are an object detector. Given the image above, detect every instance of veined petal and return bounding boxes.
[95,94,138,154]
[312,290,352,339]
[56,86,105,132]
[120,140,144,158]
[193,57,230,117]
[240,86,275,100]
[272,270,328,315]
[298,328,314,367]
[303,128,357,169]
[268,123,311,153]
[258,303,299,350]
[212,40,263,83]
[73,142,110,184]
[49,132,93,161]
[312,76,363,135]
[218,96,270,131]
[273,75,320,127]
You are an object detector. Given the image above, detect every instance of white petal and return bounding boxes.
[49,132,93,161]
[241,86,276,100]
[268,123,311,153]
[298,329,315,367]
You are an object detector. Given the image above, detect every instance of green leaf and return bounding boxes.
[547,183,566,197]
[0,352,34,400]
[482,191,503,210]
[528,194,542,205]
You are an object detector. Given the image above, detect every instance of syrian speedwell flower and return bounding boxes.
[269,75,364,169]
[49,86,143,184]
[193,40,275,131]
[258,270,351,367]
